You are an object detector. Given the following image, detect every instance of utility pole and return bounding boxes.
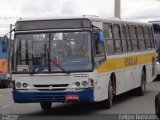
[8,24,12,74]
[115,0,121,19]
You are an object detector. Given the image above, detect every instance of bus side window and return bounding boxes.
[2,36,8,52]
[125,25,132,52]
[93,29,106,67]
[137,26,145,51]
[94,32,105,55]
[121,25,128,52]
[113,24,123,54]
[103,24,115,55]
[149,27,155,48]
[144,26,152,49]
[130,25,138,51]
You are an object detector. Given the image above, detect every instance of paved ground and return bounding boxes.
[0,80,160,120]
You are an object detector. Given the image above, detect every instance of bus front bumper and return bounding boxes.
[12,88,94,103]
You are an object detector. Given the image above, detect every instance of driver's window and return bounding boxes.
[94,32,105,56]
[93,29,106,67]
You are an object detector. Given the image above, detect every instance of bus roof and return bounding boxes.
[16,16,152,27]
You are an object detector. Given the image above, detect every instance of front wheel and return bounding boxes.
[107,79,114,108]
[40,102,52,111]
[101,79,114,109]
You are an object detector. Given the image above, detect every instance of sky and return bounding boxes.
[0,0,160,36]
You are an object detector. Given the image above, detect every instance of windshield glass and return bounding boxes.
[13,31,92,73]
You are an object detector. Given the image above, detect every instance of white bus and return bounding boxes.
[12,17,156,111]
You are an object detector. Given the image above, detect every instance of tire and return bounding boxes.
[101,79,114,109]
[155,96,160,119]
[40,102,52,111]
[136,70,146,96]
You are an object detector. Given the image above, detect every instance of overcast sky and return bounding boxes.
[0,0,160,35]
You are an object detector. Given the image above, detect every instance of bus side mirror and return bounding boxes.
[98,31,105,44]
[2,35,8,52]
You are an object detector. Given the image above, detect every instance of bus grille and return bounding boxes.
[33,84,69,91]
[35,93,65,102]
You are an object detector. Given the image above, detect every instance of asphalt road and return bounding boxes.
[0,80,160,120]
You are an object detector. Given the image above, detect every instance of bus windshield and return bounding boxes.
[13,31,93,73]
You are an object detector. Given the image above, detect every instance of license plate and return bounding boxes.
[65,95,79,100]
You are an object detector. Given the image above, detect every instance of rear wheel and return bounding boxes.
[136,70,146,96]
[40,102,52,111]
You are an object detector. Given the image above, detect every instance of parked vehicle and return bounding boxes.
[0,35,11,88]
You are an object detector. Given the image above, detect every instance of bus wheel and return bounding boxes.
[106,79,114,108]
[137,70,146,96]
[40,102,52,111]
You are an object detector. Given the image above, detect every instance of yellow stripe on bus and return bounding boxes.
[97,52,156,73]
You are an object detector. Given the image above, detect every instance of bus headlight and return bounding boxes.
[23,83,28,88]
[82,81,88,87]
[75,82,80,87]
[16,82,21,88]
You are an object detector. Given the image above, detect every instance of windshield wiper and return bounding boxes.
[33,65,48,72]
[50,59,70,74]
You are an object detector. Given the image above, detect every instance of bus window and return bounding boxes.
[2,36,8,52]
[121,25,128,52]
[94,32,105,55]
[113,25,122,53]
[144,27,152,49]
[125,26,132,51]
[15,34,49,72]
[149,27,155,48]
[93,29,106,67]
[103,24,115,55]
[137,26,145,50]
[130,26,138,51]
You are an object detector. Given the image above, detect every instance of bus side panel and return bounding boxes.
[94,73,110,102]
[132,65,142,89]
[115,68,134,95]
[96,52,156,100]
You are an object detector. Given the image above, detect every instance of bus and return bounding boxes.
[0,35,11,87]
[12,17,156,111]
